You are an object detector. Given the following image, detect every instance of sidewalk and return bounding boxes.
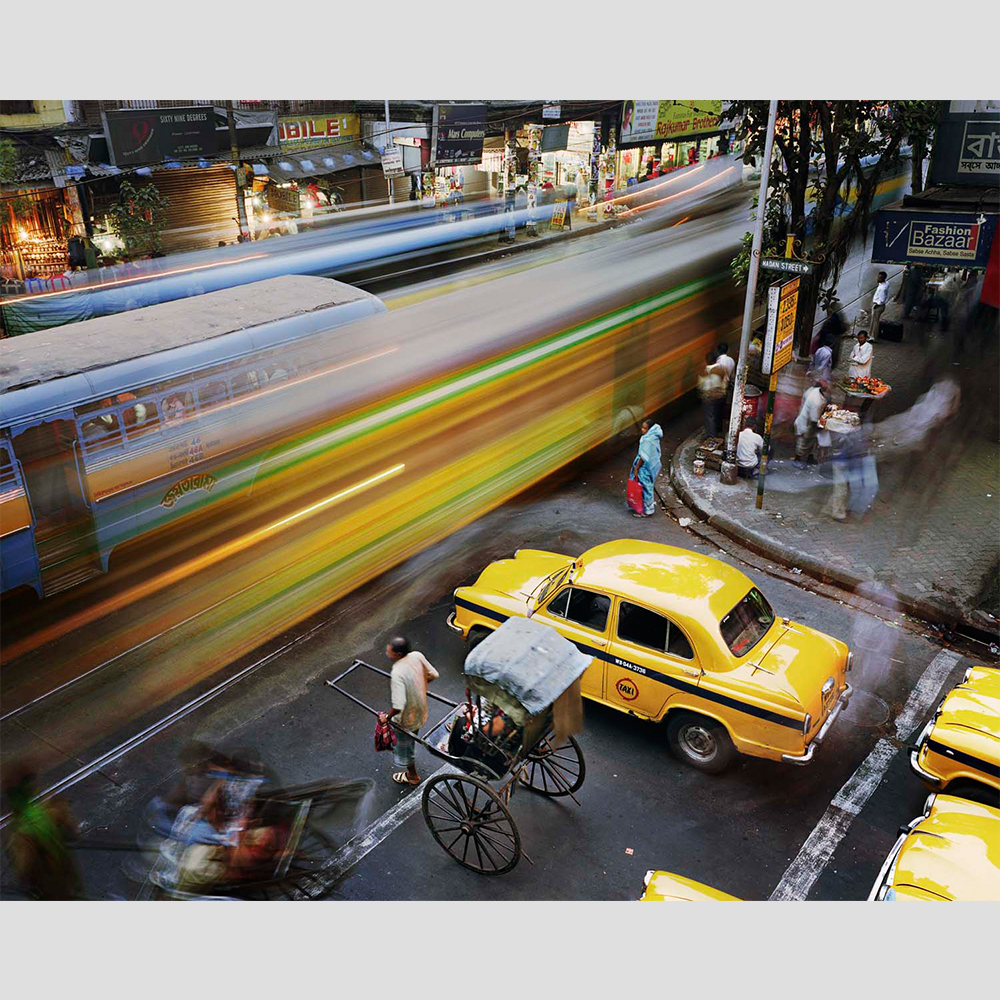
[671,284,1000,637]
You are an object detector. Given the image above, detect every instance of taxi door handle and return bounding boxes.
[680,667,701,678]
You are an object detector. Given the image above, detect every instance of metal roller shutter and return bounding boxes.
[150,166,241,254]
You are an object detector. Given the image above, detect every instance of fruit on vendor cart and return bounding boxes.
[844,375,890,395]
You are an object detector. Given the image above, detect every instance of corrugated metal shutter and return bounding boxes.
[151,166,241,254]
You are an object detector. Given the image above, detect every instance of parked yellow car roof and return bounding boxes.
[575,541,755,625]
[893,795,1000,901]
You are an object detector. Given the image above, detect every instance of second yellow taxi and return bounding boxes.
[448,540,852,773]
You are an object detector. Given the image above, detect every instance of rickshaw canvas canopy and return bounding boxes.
[464,617,591,719]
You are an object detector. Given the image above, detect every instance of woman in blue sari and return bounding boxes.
[630,419,663,517]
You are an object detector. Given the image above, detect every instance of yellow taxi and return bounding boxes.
[909,666,999,804]
[639,870,740,901]
[868,794,1000,901]
[447,540,853,773]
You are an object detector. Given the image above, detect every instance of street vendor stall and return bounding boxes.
[839,375,891,421]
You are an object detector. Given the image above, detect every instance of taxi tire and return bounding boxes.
[943,779,997,807]
[468,627,493,651]
[666,712,736,774]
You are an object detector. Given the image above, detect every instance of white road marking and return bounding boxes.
[768,649,962,902]
[291,763,458,899]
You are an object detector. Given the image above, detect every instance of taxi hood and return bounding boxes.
[749,621,847,718]
[471,549,574,612]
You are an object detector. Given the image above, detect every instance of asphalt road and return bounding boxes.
[2,399,988,901]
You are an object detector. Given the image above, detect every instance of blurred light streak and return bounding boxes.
[2,463,406,662]
[671,216,691,227]
[1,254,268,303]
[627,167,740,215]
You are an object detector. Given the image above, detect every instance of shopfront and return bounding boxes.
[1,184,73,278]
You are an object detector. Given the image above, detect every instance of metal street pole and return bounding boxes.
[720,98,778,486]
[384,99,395,206]
[226,100,249,242]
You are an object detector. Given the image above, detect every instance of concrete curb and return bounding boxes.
[668,431,992,637]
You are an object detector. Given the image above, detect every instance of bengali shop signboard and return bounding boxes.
[929,111,1000,186]
[762,277,799,376]
[103,106,217,166]
[619,100,723,145]
[432,104,486,167]
[872,209,997,269]
[277,114,360,151]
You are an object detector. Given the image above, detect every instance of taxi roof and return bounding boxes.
[574,540,754,624]
[895,796,1000,901]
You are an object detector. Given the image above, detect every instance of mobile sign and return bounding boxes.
[103,106,217,166]
[762,277,800,375]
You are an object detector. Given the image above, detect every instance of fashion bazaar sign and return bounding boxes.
[872,209,997,269]
[103,106,217,166]
[619,101,723,145]
[277,114,360,151]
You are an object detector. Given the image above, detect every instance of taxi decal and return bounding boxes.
[616,678,639,701]
[926,738,1000,779]
[454,597,803,731]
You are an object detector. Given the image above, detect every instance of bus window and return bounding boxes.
[263,362,291,385]
[0,445,16,491]
[198,380,230,409]
[231,369,262,399]
[124,400,159,440]
[161,391,195,429]
[80,412,123,454]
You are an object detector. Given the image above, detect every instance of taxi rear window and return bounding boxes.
[720,588,775,656]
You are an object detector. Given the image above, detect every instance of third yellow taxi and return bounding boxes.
[447,540,852,773]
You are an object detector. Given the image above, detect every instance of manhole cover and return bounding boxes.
[842,690,891,728]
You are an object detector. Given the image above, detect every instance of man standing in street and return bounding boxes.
[869,271,890,340]
[714,341,736,435]
[383,636,439,787]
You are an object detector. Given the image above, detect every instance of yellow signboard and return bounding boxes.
[773,277,800,373]
[620,100,723,144]
[549,200,568,229]
[277,114,360,151]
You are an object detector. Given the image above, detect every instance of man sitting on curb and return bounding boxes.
[737,419,764,479]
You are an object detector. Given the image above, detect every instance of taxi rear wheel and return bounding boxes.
[666,713,735,774]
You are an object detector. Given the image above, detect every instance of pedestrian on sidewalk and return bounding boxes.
[894,265,924,320]
[698,351,726,439]
[849,331,874,379]
[793,379,829,466]
[737,418,763,479]
[383,636,439,787]
[714,341,735,433]
[630,419,663,517]
[869,271,890,340]
[822,426,878,521]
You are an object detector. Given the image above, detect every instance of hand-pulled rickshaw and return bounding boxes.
[327,617,589,875]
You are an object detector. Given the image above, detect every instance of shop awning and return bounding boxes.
[263,143,381,181]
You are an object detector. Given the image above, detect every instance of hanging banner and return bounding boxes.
[619,100,723,145]
[277,114,360,151]
[762,277,799,375]
[103,107,217,166]
[433,104,486,167]
[872,209,997,269]
[381,144,404,178]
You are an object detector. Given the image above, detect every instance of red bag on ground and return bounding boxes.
[374,714,397,752]
[627,475,645,514]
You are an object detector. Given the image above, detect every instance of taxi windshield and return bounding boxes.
[720,587,775,657]
[534,565,571,607]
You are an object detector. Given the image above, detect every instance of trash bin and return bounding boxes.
[743,385,763,423]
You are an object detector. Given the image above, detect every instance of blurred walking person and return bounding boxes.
[793,379,829,466]
[714,341,735,433]
[383,636,439,786]
[869,271,890,340]
[698,351,726,439]
[630,419,663,517]
[3,767,83,900]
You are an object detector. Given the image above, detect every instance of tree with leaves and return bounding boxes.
[0,136,33,221]
[108,178,169,260]
[728,100,938,356]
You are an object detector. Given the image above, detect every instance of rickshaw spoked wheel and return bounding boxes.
[421,773,521,875]
[520,734,586,796]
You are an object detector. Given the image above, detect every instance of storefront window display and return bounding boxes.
[1,187,72,278]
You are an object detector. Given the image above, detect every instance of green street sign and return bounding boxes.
[760,257,814,276]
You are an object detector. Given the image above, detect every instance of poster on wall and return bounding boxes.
[619,101,723,145]
[432,104,486,167]
[277,114,360,151]
[103,107,217,166]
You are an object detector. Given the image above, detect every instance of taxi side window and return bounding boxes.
[547,587,610,632]
[618,601,694,660]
